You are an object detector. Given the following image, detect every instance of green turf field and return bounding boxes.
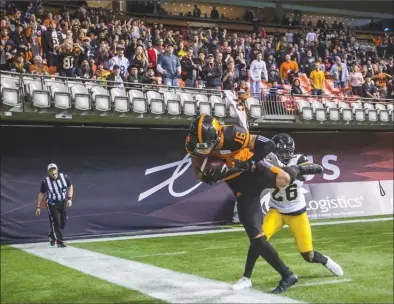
[1,218,393,303]
[0,246,160,304]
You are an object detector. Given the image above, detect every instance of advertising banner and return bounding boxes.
[1,127,393,243]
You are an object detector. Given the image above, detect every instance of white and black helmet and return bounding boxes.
[271,133,295,164]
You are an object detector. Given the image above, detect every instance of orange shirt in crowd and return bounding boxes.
[372,73,391,88]
[279,61,299,80]
[29,64,49,74]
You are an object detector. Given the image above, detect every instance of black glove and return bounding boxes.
[232,159,255,172]
[201,163,228,185]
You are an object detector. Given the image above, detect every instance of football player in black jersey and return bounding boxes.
[185,115,323,293]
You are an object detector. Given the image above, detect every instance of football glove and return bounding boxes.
[201,163,228,185]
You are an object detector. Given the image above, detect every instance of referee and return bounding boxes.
[36,163,73,247]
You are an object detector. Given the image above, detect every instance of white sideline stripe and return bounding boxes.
[12,244,304,304]
[67,217,393,244]
[130,251,187,258]
[293,278,353,288]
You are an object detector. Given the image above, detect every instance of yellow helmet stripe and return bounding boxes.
[197,115,205,144]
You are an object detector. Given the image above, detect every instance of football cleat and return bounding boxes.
[324,256,344,277]
[232,276,252,290]
[298,163,324,175]
[271,274,298,294]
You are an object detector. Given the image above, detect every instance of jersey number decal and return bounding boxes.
[272,184,298,202]
[234,132,246,145]
[63,57,74,69]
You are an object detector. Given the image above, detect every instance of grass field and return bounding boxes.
[1,217,393,303]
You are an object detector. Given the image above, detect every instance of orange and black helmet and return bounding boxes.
[189,115,221,154]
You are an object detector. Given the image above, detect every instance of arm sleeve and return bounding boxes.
[251,136,276,162]
[40,180,47,193]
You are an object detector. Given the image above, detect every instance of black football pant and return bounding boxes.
[47,202,67,243]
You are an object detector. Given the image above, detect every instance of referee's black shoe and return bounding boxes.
[271,274,299,294]
[57,242,67,248]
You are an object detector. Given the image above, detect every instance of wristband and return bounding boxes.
[36,206,40,209]
[68,197,72,200]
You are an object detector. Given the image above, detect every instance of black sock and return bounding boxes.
[251,237,292,279]
[312,251,328,265]
[243,243,260,278]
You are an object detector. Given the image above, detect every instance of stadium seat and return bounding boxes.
[325,101,340,121]
[245,97,262,119]
[47,81,72,110]
[128,89,147,113]
[195,94,211,115]
[311,101,326,121]
[210,95,226,118]
[26,81,50,108]
[227,98,238,118]
[364,102,377,122]
[162,91,181,115]
[71,84,91,110]
[375,103,389,122]
[146,91,165,114]
[179,92,197,116]
[297,100,313,120]
[111,88,129,113]
[338,101,352,121]
[386,103,393,121]
[1,78,20,107]
[91,86,111,111]
[352,102,365,121]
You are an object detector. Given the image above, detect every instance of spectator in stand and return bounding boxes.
[108,44,129,77]
[235,80,250,101]
[309,62,325,96]
[268,64,281,84]
[222,58,238,90]
[157,43,181,87]
[210,7,219,19]
[250,51,267,97]
[372,66,392,97]
[301,50,316,77]
[330,56,349,89]
[125,64,142,85]
[202,53,222,90]
[235,51,248,82]
[142,68,158,85]
[362,75,379,98]
[348,65,364,96]
[106,64,125,88]
[94,61,110,80]
[385,57,394,77]
[291,78,303,95]
[279,54,299,84]
[193,5,201,18]
[29,55,49,76]
[75,59,93,80]
[181,48,197,88]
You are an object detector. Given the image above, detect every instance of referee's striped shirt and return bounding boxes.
[40,173,72,201]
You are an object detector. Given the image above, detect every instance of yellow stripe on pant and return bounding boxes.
[262,208,313,253]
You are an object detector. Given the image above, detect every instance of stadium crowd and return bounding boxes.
[0,1,393,100]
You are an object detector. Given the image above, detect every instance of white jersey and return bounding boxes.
[269,154,309,214]
[250,59,268,82]
[108,56,130,77]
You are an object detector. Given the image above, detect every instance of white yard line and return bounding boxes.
[130,251,187,258]
[67,217,393,244]
[12,243,304,304]
[293,278,353,288]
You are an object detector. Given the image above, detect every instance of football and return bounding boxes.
[199,157,227,174]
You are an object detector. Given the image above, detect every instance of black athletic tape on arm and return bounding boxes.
[282,166,301,184]
[251,136,276,162]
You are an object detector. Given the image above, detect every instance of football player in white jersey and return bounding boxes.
[233,133,344,291]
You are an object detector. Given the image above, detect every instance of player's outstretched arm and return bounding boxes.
[190,156,205,181]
